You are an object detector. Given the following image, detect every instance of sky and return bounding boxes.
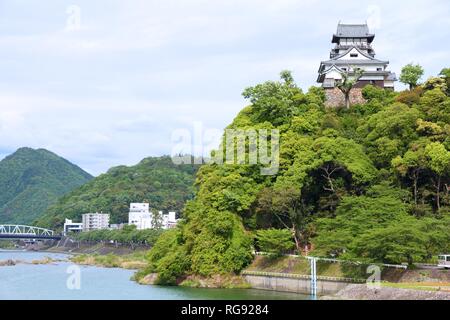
[0,0,449,175]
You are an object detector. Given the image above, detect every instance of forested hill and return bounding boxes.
[0,148,93,224]
[145,70,450,285]
[36,156,199,229]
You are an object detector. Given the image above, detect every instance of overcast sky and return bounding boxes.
[0,0,449,175]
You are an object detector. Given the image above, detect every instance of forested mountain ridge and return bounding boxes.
[144,69,450,285]
[0,147,93,224]
[36,156,199,229]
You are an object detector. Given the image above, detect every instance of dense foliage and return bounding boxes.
[255,229,295,257]
[0,148,93,224]
[74,224,164,246]
[36,156,198,229]
[146,67,450,283]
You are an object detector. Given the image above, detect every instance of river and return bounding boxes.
[0,250,310,300]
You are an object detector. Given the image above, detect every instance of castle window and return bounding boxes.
[377,67,383,71]
[350,53,358,58]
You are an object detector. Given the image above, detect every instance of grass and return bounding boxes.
[71,251,148,270]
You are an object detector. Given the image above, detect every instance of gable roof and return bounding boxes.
[321,46,388,65]
[332,23,375,43]
[321,59,389,66]
[331,45,373,60]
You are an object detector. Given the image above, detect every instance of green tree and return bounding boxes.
[256,228,295,257]
[392,143,429,206]
[313,189,410,259]
[352,221,427,265]
[242,70,303,126]
[425,142,450,212]
[439,68,450,95]
[255,187,312,252]
[400,63,424,90]
[336,67,364,109]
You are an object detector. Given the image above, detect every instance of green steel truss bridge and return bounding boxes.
[0,225,61,240]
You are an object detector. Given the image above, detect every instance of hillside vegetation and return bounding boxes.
[144,70,450,285]
[0,148,93,224]
[36,156,198,229]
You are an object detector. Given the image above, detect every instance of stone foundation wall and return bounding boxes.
[325,88,366,108]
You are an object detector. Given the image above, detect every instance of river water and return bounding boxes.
[0,250,310,300]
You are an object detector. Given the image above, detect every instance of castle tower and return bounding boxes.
[317,23,397,107]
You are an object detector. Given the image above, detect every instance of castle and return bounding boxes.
[317,23,397,107]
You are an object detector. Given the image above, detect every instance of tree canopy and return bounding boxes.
[400,63,425,90]
[144,69,450,283]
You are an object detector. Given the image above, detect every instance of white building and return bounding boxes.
[82,212,110,232]
[128,203,178,230]
[128,203,152,230]
[63,219,83,236]
[109,223,126,230]
[317,23,396,90]
[163,211,178,229]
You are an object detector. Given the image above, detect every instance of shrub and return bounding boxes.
[256,229,295,257]
[396,87,423,105]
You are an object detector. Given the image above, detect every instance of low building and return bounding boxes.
[63,219,83,236]
[109,223,126,230]
[163,211,178,229]
[82,212,110,232]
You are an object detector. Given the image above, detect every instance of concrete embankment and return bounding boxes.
[242,271,363,295]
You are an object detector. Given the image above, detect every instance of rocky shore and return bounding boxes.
[0,257,60,266]
[328,284,450,300]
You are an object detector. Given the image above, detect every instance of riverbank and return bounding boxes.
[7,243,449,300]
[44,240,152,271]
[1,240,153,272]
[71,252,148,270]
[327,284,450,300]
[244,255,450,299]
[0,255,63,266]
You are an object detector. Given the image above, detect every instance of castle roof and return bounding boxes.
[321,59,389,66]
[332,23,375,43]
[319,46,389,72]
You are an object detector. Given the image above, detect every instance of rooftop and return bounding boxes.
[332,23,375,43]
[321,59,389,65]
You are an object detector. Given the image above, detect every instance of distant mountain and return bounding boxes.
[36,156,199,229]
[0,148,93,225]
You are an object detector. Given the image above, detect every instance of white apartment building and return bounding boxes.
[63,219,83,236]
[82,212,110,232]
[128,203,178,230]
[128,203,152,230]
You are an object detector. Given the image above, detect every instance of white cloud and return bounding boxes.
[0,0,448,174]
